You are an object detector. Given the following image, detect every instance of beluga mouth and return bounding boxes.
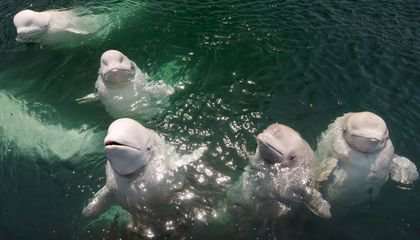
[105,140,124,147]
[17,30,42,38]
[104,139,141,152]
[101,68,133,85]
[16,28,46,43]
[265,142,284,157]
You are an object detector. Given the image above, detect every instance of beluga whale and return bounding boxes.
[0,91,102,162]
[314,111,419,207]
[83,118,205,237]
[13,8,112,47]
[77,50,174,120]
[227,123,331,219]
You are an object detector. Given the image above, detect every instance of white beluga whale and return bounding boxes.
[314,112,419,206]
[0,91,102,162]
[83,118,205,237]
[77,50,174,120]
[13,9,112,46]
[227,123,331,219]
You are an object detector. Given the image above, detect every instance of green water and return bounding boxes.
[1,0,420,239]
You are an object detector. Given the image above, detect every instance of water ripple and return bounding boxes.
[1,0,420,239]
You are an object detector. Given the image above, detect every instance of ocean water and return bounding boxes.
[1,0,420,239]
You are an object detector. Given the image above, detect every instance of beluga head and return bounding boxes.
[99,50,134,87]
[104,118,155,175]
[342,112,389,153]
[13,9,50,43]
[256,123,313,167]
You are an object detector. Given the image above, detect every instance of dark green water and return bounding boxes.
[1,0,420,239]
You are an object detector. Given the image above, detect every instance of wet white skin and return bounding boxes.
[99,50,133,87]
[13,10,50,42]
[83,118,205,236]
[256,124,313,167]
[77,50,174,120]
[103,118,156,175]
[13,9,111,45]
[315,112,419,206]
[227,123,331,219]
[342,112,389,153]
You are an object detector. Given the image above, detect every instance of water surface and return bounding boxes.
[1,0,419,239]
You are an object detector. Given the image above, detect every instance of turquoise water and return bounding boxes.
[1,0,420,239]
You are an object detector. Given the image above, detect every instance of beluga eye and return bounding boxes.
[288,155,296,161]
[119,55,123,63]
[102,59,108,66]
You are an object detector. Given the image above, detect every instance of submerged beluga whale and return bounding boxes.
[13,9,112,46]
[83,118,205,237]
[227,123,331,219]
[77,50,174,120]
[0,91,102,162]
[314,112,419,206]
